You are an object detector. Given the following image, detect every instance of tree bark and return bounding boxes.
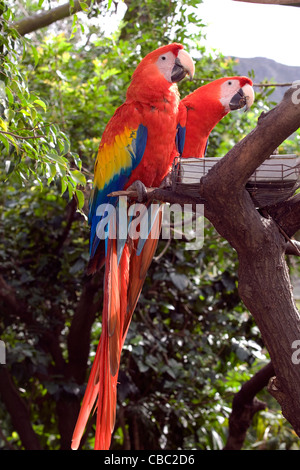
[12,0,104,36]
[268,193,300,238]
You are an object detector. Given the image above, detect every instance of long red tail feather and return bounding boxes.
[72,238,129,450]
[72,207,162,450]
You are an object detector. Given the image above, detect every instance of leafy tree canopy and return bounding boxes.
[0,0,299,450]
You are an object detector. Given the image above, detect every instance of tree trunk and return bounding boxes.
[0,367,41,449]
[199,87,300,435]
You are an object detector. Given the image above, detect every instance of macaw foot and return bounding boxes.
[127,180,148,203]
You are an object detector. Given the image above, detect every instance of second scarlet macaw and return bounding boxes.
[71,43,194,451]
[176,76,255,159]
[127,76,255,362]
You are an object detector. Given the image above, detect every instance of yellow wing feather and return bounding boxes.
[93,127,137,191]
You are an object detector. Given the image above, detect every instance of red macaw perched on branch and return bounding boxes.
[71,43,194,451]
[176,76,255,159]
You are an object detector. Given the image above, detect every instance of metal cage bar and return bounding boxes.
[171,155,300,208]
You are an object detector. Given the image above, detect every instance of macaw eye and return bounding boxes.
[228,81,232,85]
[161,56,166,61]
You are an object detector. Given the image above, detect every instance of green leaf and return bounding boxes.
[4,109,15,122]
[71,152,82,170]
[5,86,14,104]
[34,99,47,111]
[0,133,9,153]
[67,181,74,199]
[79,2,89,12]
[101,68,120,81]
[4,133,19,152]
[31,45,39,67]
[75,189,85,209]
[0,118,8,131]
[61,176,68,195]
[69,170,86,186]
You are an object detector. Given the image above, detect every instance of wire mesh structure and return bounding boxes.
[171,155,300,208]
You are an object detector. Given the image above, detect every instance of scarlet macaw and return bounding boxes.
[71,43,194,450]
[176,76,255,159]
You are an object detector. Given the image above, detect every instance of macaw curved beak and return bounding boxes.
[171,49,195,83]
[229,83,255,111]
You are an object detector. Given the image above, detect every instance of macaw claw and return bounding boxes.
[127,180,148,202]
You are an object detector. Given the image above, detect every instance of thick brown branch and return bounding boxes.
[235,0,300,7]
[109,187,204,207]
[12,0,103,36]
[234,0,300,5]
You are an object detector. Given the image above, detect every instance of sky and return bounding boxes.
[198,0,300,67]
[85,0,300,67]
[106,0,300,67]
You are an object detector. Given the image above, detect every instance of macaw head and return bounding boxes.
[182,76,254,116]
[127,43,195,102]
[219,76,255,112]
[179,76,255,159]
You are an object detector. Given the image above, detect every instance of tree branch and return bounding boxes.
[0,130,44,140]
[0,366,41,449]
[234,0,300,5]
[224,362,275,450]
[193,79,295,88]
[109,186,205,207]
[12,0,104,36]
[285,240,300,256]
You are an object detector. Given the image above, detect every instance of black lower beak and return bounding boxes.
[229,88,247,110]
[171,57,187,83]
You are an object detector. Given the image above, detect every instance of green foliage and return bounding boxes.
[0,0,299,451]
[0,1,85,204]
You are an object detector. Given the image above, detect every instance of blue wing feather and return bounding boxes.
[176,123,186,156]
[89,124,148,260]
